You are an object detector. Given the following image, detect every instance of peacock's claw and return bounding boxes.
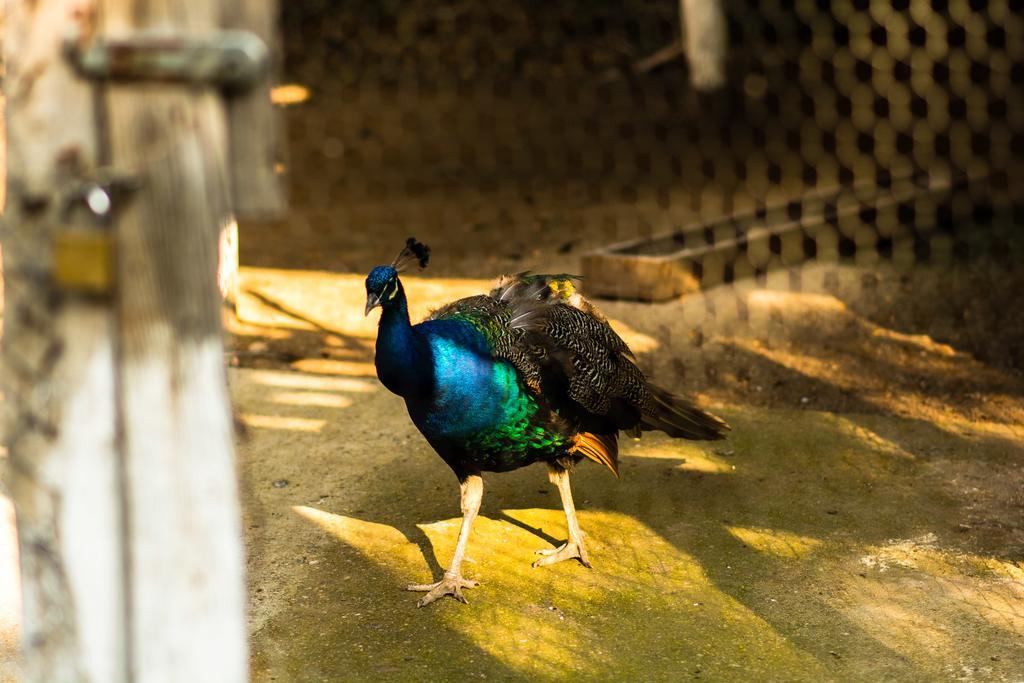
[406,572,480,607]
[533,540,592,569]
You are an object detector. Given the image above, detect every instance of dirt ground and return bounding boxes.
[229,239,1024,681]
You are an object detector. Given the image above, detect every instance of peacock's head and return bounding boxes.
[364,237,430,316]
[364,265,399,315]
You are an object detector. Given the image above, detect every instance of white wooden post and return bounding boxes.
[681,0,728,90]
[219,216,240,317]
[633,0,728,90]
[3,2,127,681]
[100,0,248,680]
[220,0,285,319]
[4,0,265,680]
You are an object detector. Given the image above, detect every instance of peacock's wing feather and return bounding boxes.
[427,273,729,476]
[428,274,588,396]
[427,293,550,407]
[501,274,730,442]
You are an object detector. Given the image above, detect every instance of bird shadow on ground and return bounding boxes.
[492,511,562,549]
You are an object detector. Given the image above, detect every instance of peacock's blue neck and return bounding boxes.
[374,283,431,398]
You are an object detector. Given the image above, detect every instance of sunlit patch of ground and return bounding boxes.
[725,526,823,560]
[234,268,489,341]
[623,440,736,473]
[295,505,827,679]
[836,534,1024,678]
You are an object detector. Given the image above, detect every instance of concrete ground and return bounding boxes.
[234,264,1024,682]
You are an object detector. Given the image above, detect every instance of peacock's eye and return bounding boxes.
[381,278,398,301]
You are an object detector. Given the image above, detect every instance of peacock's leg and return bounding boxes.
[406,474,482,606]
[533,466,592,568]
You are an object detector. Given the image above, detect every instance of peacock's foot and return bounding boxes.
[406,572,480,607]
[533,540,592,569]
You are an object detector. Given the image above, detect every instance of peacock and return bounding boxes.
[365,238,729,606]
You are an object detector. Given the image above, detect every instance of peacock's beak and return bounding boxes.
[364,292,381,316]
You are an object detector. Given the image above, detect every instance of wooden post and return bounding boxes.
[681,0,727,91]
[633,0,728,91]
[100,0,248,680]
[220,0,284,321]
[224,0,286,218]
[219,216,240,317]
[4,0,258,681]
[3,2,127,682]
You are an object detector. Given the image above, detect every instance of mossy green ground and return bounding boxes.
[238,367,1024,682]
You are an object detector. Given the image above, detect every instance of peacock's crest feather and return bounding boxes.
[392,237,431,272]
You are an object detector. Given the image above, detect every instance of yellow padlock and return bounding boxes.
[52,229,116,295]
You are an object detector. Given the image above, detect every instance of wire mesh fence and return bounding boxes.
[231,0,1024,381]
[256,0,1022,280]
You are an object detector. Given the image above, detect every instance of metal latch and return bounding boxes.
[52,174,138,296]
[64,28,269,91]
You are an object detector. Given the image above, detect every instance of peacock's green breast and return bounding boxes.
[411,325,568,470]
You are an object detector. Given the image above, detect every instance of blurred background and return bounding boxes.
[257,0,1022,275]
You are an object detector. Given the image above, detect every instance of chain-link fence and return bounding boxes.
[225,0,1024,399]
[246,0,1020,283]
